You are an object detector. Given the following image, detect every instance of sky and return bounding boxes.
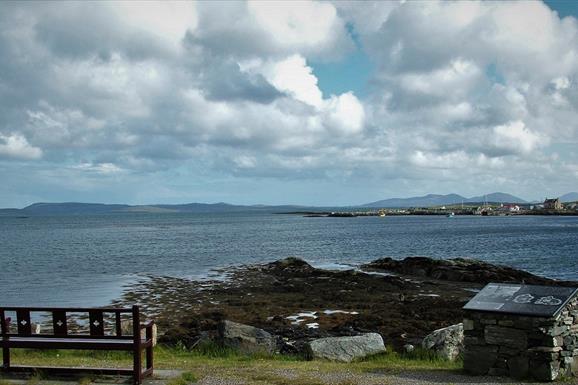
[1,1,578,208]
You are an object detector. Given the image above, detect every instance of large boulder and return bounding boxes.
[218,320,277,354]
[306,333,386,362]
[422,323,464,361]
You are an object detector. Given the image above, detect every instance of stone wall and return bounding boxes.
[463,297,578,381]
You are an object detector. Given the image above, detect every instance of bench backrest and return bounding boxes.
[0,306,140,339]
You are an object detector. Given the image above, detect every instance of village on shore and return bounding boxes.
[294,197,578,217]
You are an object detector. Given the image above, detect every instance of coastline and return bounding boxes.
[113,257,578,353]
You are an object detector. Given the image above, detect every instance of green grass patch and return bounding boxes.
[166,371,198,385]
[2,343,461,385]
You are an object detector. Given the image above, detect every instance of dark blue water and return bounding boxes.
[1,213,577,307]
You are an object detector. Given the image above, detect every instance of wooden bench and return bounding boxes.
[0,305,154,385]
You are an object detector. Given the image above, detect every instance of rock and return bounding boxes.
[421,323,463,361]
[403,344,415,353]
[218,320,277,354]
[306,333,386,362]
[484,325,527,350]
[463,318,474,331]
[464,345,498,375]
[529,359,560,381]
[363,257,575,286]
[508,355,529,379]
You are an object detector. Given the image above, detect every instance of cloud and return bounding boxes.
[0,0,577,205]
[0,133,42,160]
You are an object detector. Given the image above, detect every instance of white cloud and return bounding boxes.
[323,92,365,135]
[257,55,324,108]
[491,121,543,155]
[0,133,42,160]
[72,162,124,174]
[0,0,577,205]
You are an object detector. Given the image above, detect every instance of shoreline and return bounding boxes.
[113,257,578,354]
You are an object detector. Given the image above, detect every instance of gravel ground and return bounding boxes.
[0,369,563,385]
[193,368,550,385]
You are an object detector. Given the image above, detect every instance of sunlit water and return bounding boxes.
[1,212,577,307]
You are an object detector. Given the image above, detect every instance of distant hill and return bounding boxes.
[363,192,527,208]
[560,192,578,202]
[465,192,526,204]
[22,202,131,215]
[0,201,309,216]
[363,194,467,208]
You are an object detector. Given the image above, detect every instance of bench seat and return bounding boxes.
[1,337,152,351]
[1,305,154,385]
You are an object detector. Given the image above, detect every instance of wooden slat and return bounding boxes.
[0,307,132,313]
[0,337,138,351]
[0,309,5,335]
[89,311,104,336]
[52,311,68,336]
[3,333,132,340]
[16,310,31,336]
[115,311,122,337]
[0,365,134,376]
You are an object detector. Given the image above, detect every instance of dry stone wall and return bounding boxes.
[463,297,578,381]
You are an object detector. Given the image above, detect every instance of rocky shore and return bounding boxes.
[112,257,577,355]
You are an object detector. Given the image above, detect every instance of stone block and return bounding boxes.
[542,336,563,347]
[463,318,474,331]
[508,355,529,379]
[541,325,569,336]
[499,345,522,356]
[464,336,484,346]
[464,345,498,375]
[498,319,515,327]
[481,318,497,325]
[529,359,560,381]
[488,367,508,376]
[485,326,527,349]
[528,346,562,353]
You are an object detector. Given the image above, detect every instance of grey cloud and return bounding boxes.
[0,0,577,206]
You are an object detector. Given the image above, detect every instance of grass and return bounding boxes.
[166,371,198,385]
[1,343,463,385]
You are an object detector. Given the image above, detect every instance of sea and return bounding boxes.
[1,212,577,307]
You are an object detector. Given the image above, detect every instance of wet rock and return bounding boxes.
[265,257,317,276]
[364,257,574,286]
[218,320,277,354]
[421,323,463,361]
[306,333,386,362]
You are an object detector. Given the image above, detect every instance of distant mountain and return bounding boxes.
[363,194,467,208]
[22,202,131,215]
[0,201,308,216]
[363,192,527,208]
[560,192,578,202]
[465,192,527,204]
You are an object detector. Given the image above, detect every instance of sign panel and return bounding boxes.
[463,283,578,317]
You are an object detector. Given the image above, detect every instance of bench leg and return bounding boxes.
[2,347,9,369]
[146,345,153,375]
[133,350,141,385]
